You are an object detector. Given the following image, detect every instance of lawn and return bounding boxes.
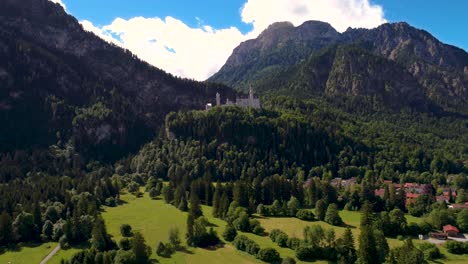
[0,242,56,264]
[102,192,266,263]
[257,210,404,248]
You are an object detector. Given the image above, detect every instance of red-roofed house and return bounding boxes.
[443,225,460,237]
[375,189,385,197]
[405,193,420,206]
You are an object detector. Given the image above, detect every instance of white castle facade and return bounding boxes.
[206,87,261,110]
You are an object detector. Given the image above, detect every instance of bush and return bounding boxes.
[281,257,296,264]
[324,204,342,226]
[120,224,133,237]
[105,197,117,207]
[119,238,131,250]
[445,241,468,255]
[257,247,281,263]
[419,242,442,260]
[149,187,160,199]
[250,219,265,235]
[276,233,289,248]
[287,237,302,250]
[246,240,260,255]
[296,209,315,221]
[156,242,174,257]
[270,229,287,242]
[233,235,260,256]
[223,224,237,242]
[296,246,316,261]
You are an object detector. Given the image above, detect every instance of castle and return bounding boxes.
[206,86,261,110]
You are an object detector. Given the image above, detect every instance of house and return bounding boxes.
[430,232,448,240]
[405,193,420,206]
[443,225,460,237]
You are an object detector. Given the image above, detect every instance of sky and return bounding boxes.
[50,0,468,81]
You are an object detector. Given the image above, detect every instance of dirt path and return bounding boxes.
[40,244,61,264]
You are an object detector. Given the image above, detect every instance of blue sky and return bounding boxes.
[54,0,467,80]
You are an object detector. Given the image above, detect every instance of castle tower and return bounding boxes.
[216,92,221,106]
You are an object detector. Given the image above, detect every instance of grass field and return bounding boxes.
[257,211,468,264]
[102,192,267,264]
[0,242,56,264]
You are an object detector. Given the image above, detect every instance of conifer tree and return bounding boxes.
[132,231,150,264]
[212,181,222,217]
[357,202,378,264]
[32,201,42,240]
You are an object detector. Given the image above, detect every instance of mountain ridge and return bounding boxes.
[0,0,235,160]
[209,20,468,113]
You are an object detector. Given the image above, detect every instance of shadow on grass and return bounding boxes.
[178,247,194,254]
[4,242,45,252]
[341,223,357,229]
[200,242,225,251]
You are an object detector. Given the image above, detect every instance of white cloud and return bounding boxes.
[49,0,66,10]
[78,0,387,81]
[241,0,387,36]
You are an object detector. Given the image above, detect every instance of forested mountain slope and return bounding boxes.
[0,0,234,160]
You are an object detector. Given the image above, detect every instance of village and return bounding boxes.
[331,177,468,243]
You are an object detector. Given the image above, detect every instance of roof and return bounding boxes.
[406,193,420,199]
[443,225,459,233]
[375,189,385,197]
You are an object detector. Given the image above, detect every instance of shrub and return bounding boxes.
[445,241,468,255]
[105,197,117,207]
[270,229,287,242]
[253,225,265,236]
[296,246,315,261]
[223,224,237,242]
[257,247,281,263]
[120,224,133,237]
[233,235,260,256]
[156,242,174,257]
[287,237,302,250]
[250,219,265,235]
[149,187,160,199]
[296,209,315,221]
[324,204,342,226]
[276,233,289,248]
[119,238,131,250]
[419,242,442,260]
[246,240,260,255]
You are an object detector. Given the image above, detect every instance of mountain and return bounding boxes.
[0,0,235,160]
[209,21,468,113]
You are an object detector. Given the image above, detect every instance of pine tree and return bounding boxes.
[32,201,42,241]
[212,181,222,217]
[357,202,378,264]
[0,211,14,246]
[315,199,328,221]
[219,191,230,219]
[132,232,150,264]
[91,217,112,251]
[186,214,195,246]
[189,190,203,219]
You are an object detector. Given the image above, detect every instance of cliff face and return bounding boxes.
[210,20,468,113]
[0,0,234,160]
